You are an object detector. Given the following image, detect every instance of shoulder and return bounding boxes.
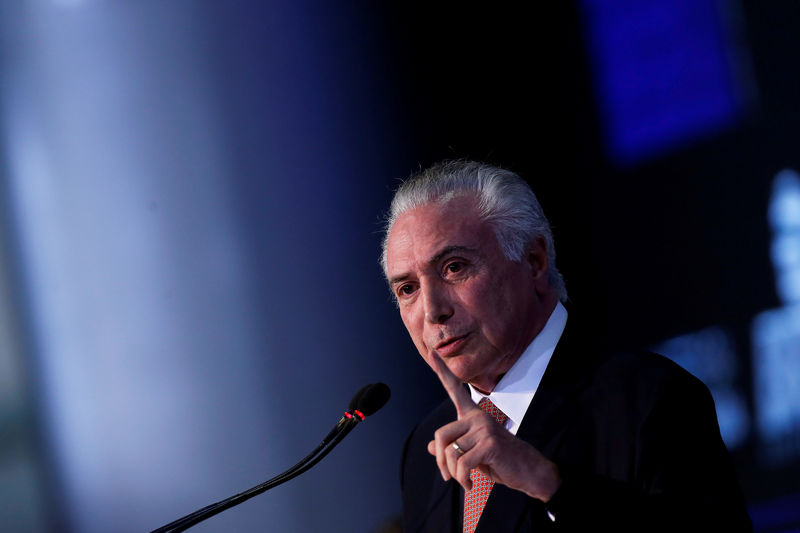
[593,349,703,385]
[577,349,718,433]
[555,311,710,401]
[591,349,709,396]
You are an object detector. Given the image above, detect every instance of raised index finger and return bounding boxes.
[429,350,478,418]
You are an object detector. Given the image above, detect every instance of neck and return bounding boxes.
[469,295,559,393]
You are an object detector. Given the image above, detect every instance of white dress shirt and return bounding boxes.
[468,301,568,436]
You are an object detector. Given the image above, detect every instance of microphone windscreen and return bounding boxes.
[356,382,391,416]
[348,383,373,412]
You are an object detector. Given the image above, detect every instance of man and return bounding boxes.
[382,160,752,532]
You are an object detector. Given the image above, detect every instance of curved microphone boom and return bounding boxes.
[151,383,391,533]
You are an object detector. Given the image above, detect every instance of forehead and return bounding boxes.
[385,196,496,275]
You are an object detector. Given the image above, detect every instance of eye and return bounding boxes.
[397,283,417,297]
[446,262,464,273]
[444,261,466,276]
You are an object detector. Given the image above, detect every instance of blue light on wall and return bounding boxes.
[0,1,413,532]
[752,169,800,467]
[653,326,749,449]
[579,0,751,166]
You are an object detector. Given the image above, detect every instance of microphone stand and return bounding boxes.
[150,382,389,533]
[150,413,361,533]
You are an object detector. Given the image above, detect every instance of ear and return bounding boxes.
[525,235,550,287]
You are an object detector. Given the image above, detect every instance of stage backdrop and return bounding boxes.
[0,1,438,532]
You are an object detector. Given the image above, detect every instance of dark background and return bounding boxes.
[0,1,798,532]
[383,0,800,517]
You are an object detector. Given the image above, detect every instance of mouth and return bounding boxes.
[434,333,471,357]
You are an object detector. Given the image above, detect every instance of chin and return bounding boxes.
[444,355,480,383]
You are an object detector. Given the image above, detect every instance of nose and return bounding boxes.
[422,283,454,324]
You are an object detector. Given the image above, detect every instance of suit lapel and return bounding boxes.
[474,317,595,531]
[411,401,461,533]
[517,317,595,456]
[420,477,459,533]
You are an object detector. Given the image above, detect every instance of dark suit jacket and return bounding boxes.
[400,319,752,532]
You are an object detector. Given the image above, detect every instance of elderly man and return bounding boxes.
[382,161,751,532]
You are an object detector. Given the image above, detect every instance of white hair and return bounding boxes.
[381,160,567,302]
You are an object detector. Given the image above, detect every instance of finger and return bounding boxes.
[455,443,486,491]
[431,430,452,482]
[444,439,464,482]
[429,437,474,488]
[432,419,469,482]
[443,426,486,491]
[429,436,472,486]
[426,439,450,481]
[433,419,485,485]
[429,350,478,418]
[433,418,471,446]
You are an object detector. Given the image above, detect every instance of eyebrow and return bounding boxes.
[388,245,477,286]
[429,245,476,265]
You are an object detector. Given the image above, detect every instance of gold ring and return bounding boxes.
[452,441,466,455]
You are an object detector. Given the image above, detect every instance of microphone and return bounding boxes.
[264,382,391,491]
[151,382,391,533]
[353,382,391,416]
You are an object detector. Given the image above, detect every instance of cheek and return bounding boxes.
[400,308,426,348]
[468,280,517,343]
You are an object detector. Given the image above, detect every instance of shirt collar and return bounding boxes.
[468,301,568,434]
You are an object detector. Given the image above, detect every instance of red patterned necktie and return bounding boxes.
[462,397,508,533]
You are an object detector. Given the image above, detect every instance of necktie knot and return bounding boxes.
[478,397,508,425]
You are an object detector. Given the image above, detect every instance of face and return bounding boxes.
[385,195,555,393]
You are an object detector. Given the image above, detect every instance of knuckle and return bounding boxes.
[436,449,447,465]
[457,463,470,483]
[483,447,497,464]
